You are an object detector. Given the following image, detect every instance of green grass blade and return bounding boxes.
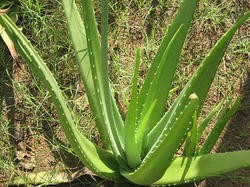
[81,0,125,160]
[197,98,225,139]
[0,14,122,181]
[217,97,234,120]
[121,94,199,185]
[199,97,242,155]
[147,11,250,150]
[154,150,250,186]
[136,0,199,126]
[124,49,141,168]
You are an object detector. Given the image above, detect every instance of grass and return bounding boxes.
[0,0,249,186]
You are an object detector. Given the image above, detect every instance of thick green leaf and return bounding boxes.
[62,0,109,146]
[2,1,249,186]
[0,13,122,181]
[62,0,124,149]
[137,23,183,130]
[124,49,141,168]
[136,99,157,157]
[136,0,199,129]
[141,24,185,151]
[121,94,199,185]
[80,0,125,161]
[154,150,250,186]
[147,11,250,151]
[180,12,249,114]
[183,111,198,156]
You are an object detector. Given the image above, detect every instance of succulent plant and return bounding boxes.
[0,0,249,186]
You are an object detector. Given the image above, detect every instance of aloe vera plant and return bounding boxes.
[0,0,250,186]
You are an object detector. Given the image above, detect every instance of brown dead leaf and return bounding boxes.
[0,26,21,63]
[0,12,22,67]
[7,167,96,186]
[0,8,9,14]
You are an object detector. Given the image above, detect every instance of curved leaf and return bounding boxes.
[147,11,250,150]
[136,0,199,129]
[62,0,110,146]
[154,150,250,186]
[121,94,199,185]
[124,49,141,168]
[0,14,122,181]
[80,0,125,161]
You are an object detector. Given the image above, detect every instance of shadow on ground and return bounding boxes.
[202,67,250,187]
